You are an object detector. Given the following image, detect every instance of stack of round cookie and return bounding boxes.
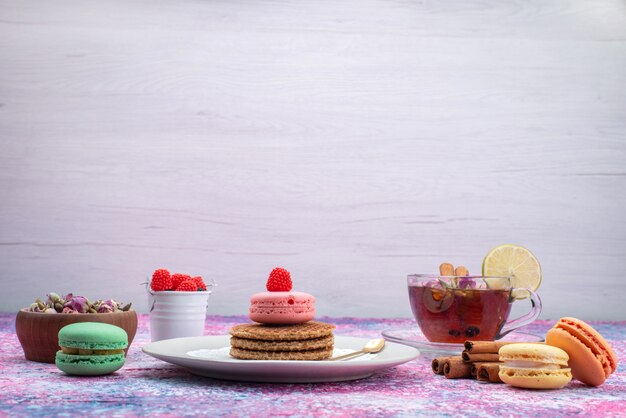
[230,321,336,360]
[229,267,336,361]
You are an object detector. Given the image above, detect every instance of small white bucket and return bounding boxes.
[145,279,214,342]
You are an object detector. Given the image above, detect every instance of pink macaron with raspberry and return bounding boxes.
[249,267,315,324]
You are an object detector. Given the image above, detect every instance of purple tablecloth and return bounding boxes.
[1,314,624,417]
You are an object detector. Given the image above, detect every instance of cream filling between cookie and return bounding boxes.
[504,360,562,370]
[61,347,124,355]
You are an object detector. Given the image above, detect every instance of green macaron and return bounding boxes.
[55,322,128,376]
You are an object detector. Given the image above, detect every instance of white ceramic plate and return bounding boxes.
[381,327,544,355]
[142,335,420,383]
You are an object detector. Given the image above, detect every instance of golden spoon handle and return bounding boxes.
[329,350,366,361]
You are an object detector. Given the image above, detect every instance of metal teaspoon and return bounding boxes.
[330,338,385,361]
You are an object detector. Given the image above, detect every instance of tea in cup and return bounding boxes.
[407,275,542,343]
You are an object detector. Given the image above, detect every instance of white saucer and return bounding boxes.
[381,327,544,355]
[142,335,420,383]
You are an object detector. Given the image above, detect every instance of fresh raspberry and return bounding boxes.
[171,273,191,289]
[192,276,207,291]
[266,267,292,291]
[176,279,198,292]
[151,269,172,291]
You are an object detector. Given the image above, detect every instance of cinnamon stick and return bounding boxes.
[462,351,500,363]
[443,356,472,379]
[432,357,451,375]
[454,266,469,276]
[476,362,503,383]
[439,263,455,276]
[463,341,514,354]
[470,362,481,378]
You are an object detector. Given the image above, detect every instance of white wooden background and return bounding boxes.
[1,0,625,320]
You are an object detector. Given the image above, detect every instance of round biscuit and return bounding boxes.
[499,366,572,389]
[229,321,335,341]
[499,343,569,366]
[230,346,334,361]
[230,335,334,351]
[546,327,607,386]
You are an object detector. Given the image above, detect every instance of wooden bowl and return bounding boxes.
[15,309,138,363]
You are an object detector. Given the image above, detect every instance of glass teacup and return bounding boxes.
[407,275,542,343]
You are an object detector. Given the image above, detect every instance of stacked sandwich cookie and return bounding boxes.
[546,317,618,387]
[230,321,335,360]
[55,322,128,376]
[498,343,572,389]
[229,267,335,360]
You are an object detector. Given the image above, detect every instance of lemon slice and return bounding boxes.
[482,244,541,299]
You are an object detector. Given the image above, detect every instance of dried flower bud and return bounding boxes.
[54,302,64,312]
[97,304,113,313]
[97,299,118,313]
[121,302,132,312]
[458,278,476,289]
[35,298,46,311]
[47,292,60,304]
[64,295,89,313]
[29,303,42,312]
[44,308,56,314]
[62,307,78,314]
[63,293,73,302]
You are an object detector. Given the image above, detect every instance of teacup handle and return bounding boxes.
[496,288,542,339]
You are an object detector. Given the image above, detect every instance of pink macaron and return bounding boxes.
[249,291,315,324]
